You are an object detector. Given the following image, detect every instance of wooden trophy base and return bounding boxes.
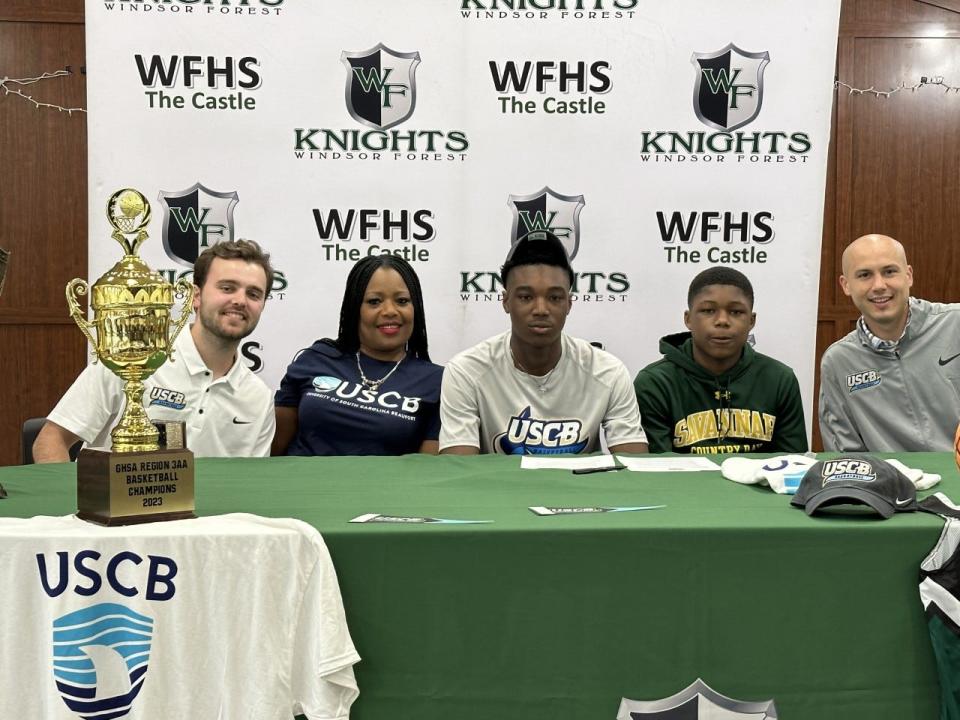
[77,447,196,526]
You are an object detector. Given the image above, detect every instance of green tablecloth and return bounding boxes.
[2,453,956,719]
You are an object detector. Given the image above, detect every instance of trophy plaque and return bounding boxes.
[154,421,187,451]
[67,189,196,526]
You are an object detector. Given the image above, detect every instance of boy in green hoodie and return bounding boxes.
[633,266,807,454]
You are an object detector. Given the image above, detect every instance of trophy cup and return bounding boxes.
[66,188,197,526]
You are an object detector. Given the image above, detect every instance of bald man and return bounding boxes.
[819,234,960,451]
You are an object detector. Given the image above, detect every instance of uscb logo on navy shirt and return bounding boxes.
[494,407,587,455]
[312,375,421,415]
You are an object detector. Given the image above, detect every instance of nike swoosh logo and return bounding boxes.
[895,497,913,506]
[232,418,252,425]
[939,352,960,366]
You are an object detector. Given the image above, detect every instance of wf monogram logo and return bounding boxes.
[508,186,585,260]
[699,67,755,108]
[159,182,238,267]
[341,43,421,130]
[350,66,407,108]
[691,43,769,132]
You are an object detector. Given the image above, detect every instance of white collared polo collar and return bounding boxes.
[174,327,244,390]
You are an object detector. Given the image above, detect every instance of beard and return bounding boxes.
[197,305,256,342]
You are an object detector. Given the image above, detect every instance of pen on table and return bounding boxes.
[572,465,627,475]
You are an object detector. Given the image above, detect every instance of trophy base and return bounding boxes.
[77,447,196,527]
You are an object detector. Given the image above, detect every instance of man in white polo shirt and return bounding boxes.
[33,239,276,460]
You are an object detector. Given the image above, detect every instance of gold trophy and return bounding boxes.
[66,189,196,526]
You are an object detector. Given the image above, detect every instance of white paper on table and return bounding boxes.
[615,456,721,472]
[521,455,618,471]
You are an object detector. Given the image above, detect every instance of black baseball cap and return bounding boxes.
[504,230,571,264]
[790,455,917,518]
[501,230,574,287]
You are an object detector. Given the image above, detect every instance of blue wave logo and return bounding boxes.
[312,375,342,392]
[495,407,588,455]
[52,603,154,720]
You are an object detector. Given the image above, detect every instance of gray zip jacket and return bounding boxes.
[819,298,960,451]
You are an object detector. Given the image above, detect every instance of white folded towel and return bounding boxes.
[721,455,816,494]
[720,455,941,495]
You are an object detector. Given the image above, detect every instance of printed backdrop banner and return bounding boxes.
[86,0,841,440]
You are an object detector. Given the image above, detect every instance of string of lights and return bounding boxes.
[834,75,960,98]
[0,69,86,114]
[2,67,959,115]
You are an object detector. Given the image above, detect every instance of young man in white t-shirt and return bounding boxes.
[33,240,276,460]
[439,231,648,455]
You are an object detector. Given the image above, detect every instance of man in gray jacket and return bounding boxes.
[819,233,960,451]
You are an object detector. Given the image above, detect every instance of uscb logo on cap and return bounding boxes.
[846,369,881,393]
[821,459,877,486]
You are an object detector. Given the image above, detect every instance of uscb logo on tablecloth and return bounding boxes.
[52,604,154,720]
[294,43,469,163]
[37,549,179,719]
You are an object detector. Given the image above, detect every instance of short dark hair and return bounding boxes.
[687,266,754,308]
[334,254,431,361]
[500,231,575,288]
[193,239,274,295]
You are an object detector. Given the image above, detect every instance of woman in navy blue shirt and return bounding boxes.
[272,255,443,456]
